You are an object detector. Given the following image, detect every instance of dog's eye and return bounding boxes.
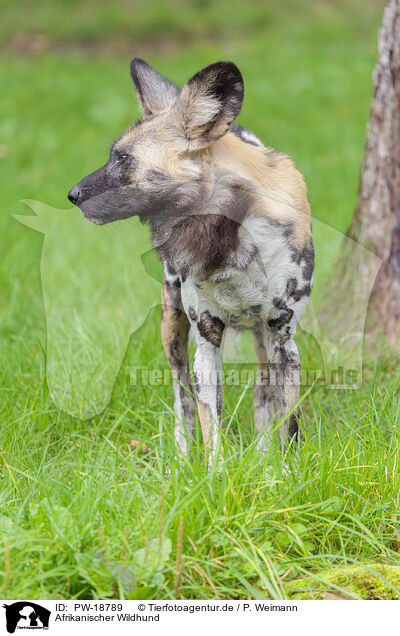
[118,154,128,163]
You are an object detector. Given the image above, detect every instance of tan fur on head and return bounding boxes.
[114,115,204,181]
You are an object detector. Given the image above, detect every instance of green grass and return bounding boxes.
[1,377,400,599]
[1,0,400,600]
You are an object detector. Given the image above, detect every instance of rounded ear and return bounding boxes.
[130,58,181,116]
[177,61,244,150]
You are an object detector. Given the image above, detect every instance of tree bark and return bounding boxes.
[349,0,400,351]
[344,0,400,348]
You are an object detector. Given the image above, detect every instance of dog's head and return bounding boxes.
[67,58,244,224]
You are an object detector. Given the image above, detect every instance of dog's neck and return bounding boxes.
[141,170,254,280]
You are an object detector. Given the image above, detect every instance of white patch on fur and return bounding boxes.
[240,129,263,147]
[163,261,180,286]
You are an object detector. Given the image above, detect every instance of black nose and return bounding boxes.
[67,186,81,205]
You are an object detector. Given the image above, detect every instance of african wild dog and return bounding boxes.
[67,58,314,466]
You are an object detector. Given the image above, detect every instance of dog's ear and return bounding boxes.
[130,58,180,116]
[176,61,244,150]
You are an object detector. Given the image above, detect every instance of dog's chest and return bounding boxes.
[179,215,311,333]
[182,249,298,330]
[202,267,271,329]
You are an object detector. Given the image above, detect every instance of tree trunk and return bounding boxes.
[343,0,400,348]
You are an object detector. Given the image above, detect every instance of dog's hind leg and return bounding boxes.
[161,271,196,457]
[268,335,301,452]
[252,327,274,452]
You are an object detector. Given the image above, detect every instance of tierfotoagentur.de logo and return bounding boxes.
[2,602,51,633]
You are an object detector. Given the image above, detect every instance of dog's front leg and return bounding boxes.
[192,313,225,466]
[161,274,196,457]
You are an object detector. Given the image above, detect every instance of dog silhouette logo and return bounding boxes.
[16,201,382,405]
[3,602,50,633]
